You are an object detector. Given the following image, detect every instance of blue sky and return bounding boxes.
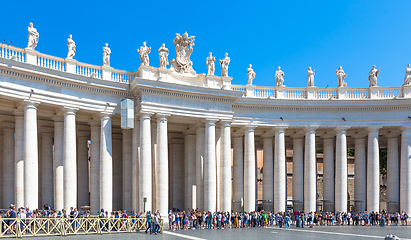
[1,0,410,88]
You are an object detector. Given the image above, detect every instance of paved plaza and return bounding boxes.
[42,226,411,240]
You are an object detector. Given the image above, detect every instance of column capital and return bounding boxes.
[88,119,100,127]
[205,118,219,125]
[18,99,40,109]
[304,126,318,133]
[51,115,64,122]
[335,126,350,133]
[138,111,154,119]
[2,121,15,129]
[244,124,257,131]
[220,120,232,127]
[41,126,54,133]
[156,113,170,122]
[274,126,288,133]
[77,130,90,137]
[13,109,24,117]
[401,125,411,132]
[57,106,79,116]
[385,129,401,138]
[100,111,114,119]
[367,126,382,133]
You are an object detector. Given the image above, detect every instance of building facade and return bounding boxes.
[0,30,411,220]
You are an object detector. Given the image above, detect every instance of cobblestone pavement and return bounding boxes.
[44,225,411,240]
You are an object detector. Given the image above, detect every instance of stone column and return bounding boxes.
[244,125,256,212]
[367,127,380,213]
[387,136,399,212]
[122,129,133,212]
[140,112,152,212]
[89,120,100,214]
[233,136,244,212]
[132,115,140,211]
[171,139,184,210]
[322,136,334,212]
[335,127,348,213]
[41,127,54,206]
[354,137,366,212]
[151,122,157,212]
[292,137,304,211]
[77,132,89,208]
[62,107,78,211]
[196,125,205,211]
[274,127,287,213]
[112,134,122,211]
[100,112,113,213]
[14,110,24,208]
[53,116,64,212]
[204,119,217,212]
[401,126,411,213]
[220,121,231,213]
[156,114,169,218]
[262,135,273,211]
[185,133,196,210]
[23,100,40,210]
[304,127,317,213]
[3,122,15,207]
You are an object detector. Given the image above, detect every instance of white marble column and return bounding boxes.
[62,107,78,211]
[196,125,205,211]
[304,127,317,213]
[53,116,64,211]
[41,128,54,206]
[122,129,133,211]
[220,121,231,213]
[387,136,399,212]
[244,125,256,212]
[132,116,140,211]
[401,126,411,213]
[185,133,196,210]
[354,137,366,212]
[292,137,303,211]
[140,112,152,212]
[112,134,122,211]
[335,127,348,213]
[171,139,184,210]
[77,132,89,208]
[367,127,380,213]
[100,113,113,213]
[3,122,15,207]
[14,110,24,208]
[89,120,100,214]
[204,119,217,212]
[322,136,334,212]
[156,114,168,218]
[233,136,244,211]
[262,135,273,211]
[151,122,157,212]
[23,100,39,210]
[274,127,287,213]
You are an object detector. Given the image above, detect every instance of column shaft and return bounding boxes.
[54,118,64,211]
[100,114,113,213]
[400,127,411,213]
[304,128,316,213]
[156,115,168,219]
[89,122,100,214]
[335,128,348,213]
[132,117,140,211]
[204,120,217,212]
[123,129,133,211]
[262,137,273,210]
[220,121,231,213]
[77,134,89,208]
[274,127,287,213]
[140,113,152,211]
[63,108,78,211]
[3,125,15,206]
[244,126,256,212]
[387,137,399,212]
[196,126,205,211]
[292,138,303,211]
[15,112,24,208]
[354,138,366,212]
[323,137,334,212]
[367,127,380,213]
[42,131,54,206]
[185,134,196,210]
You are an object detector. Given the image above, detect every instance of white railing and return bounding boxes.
[378,87,402,98]
[37,52,65,71]
[315,89,337,99]
[254,87,276,98]
[0,43,25,62]
[346,88,368,99]
[231,84,245,92]
[76,62,102,79]
[111,69,134,83]
[285,88,305,99]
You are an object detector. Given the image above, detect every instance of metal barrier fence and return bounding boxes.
[0,217,163,238]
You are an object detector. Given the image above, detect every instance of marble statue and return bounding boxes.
[158,43,169,68]
[247,64,256,85]
[102,43,111,67]
[404,64,411,86]
[138,42,151,66]
[26,22,39,50]
[206,52,215,75]
[336,66,347,87]
[275,66,285,87]
[67,34,76,59]
[368,65,380,87]
[220,53,230,77]
[169,32,196,75]
[307,67,315,87]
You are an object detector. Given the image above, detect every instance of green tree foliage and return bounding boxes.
[380,148,387,176]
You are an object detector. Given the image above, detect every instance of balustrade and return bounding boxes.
[37,53,65,71]
[285,88,305,99]
[346,88,369,99]
[378,87,402,98]
[111,69,134,83]
[314,89,337,99]
[0,43,25,62]
[76,62,102,79]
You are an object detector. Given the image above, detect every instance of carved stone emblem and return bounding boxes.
[170,32,196,75]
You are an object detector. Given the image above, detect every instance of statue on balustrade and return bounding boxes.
[138,42,151,66]
[307,67,315,87]
[170,32,196,75]
[158,43,169,68]
[206,52,215,75]
[368,65,380,87]
[27,22,39,50]
[220,53,230,77]
[247,64,256,85]
[275,66,285,87]
[336,66,347,87]
[67,34,76,59]
[102,43,111,67]
[404,64,411,86]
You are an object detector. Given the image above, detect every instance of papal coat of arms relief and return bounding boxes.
[170,32,197,75]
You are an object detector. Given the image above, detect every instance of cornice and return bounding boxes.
[140,88,235,103]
